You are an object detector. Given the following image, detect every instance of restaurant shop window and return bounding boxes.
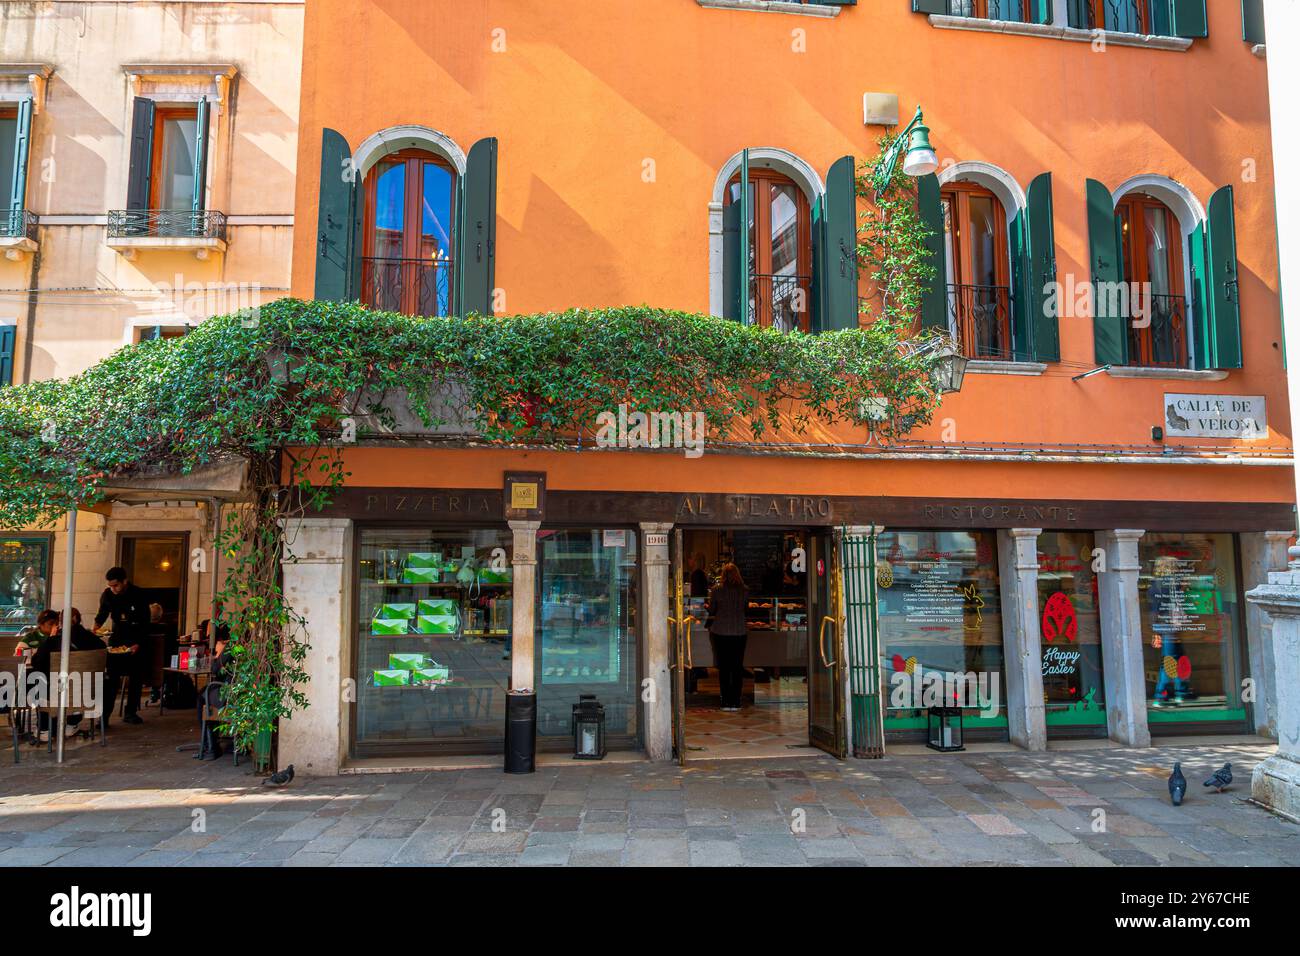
[354,527,513,756]
[1138,533,1248,730]
[0,534,51,642]
[535,529,639,749]
[1036,531,1106,736]
[876,531,1006,737]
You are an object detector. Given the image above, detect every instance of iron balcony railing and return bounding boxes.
[946,283,1013,360]
[1076,0,1164,35]
[1128,292,1188,369]
[749,273,811,333]
[361,256,454,318]
[0,208,38,241]
[107,209,228,241]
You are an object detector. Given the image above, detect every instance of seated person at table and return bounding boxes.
[27,609,106,740]
[196,634,236,761]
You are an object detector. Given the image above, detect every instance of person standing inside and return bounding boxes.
[95,567,151,725]
[707,563,750,712]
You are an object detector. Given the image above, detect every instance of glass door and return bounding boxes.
[807,531,846,757]
[670,528,686,765]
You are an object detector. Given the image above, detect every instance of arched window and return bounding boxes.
[1117,192,1187,368]
[362,149,457,317]
[724,168,812,332]
[941,181,1012,359]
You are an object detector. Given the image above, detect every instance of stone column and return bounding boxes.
[1095,529,1150,747]
[508,520,540,692]
[1240,530,1291,739]
[997,528,1046,751]
[279,517,353,776]
[1246,553,1300,823]
[640,523,673,761]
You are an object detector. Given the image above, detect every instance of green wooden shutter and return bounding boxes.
[1029,0,1052,24]
[191,96,209,215]
[1242,0,1265,43]
[1202,185,1243,369]
[1066,0,1090,29]
[1087,178,1127,366]
[314,128,357,303]
[911,0,948,14]
[1170,0,1207,38]
[1010,214,1030,360]
[723,200,742,321]
[460,137,498,317]
[1150,0,1172,36]
[817,155,859,332]
[0,324,15,387]
[917,173,947,333]
[1189,219,1210,369]
[8,96,33,218]
[1025,172,1059,362]
[126,97,156,212]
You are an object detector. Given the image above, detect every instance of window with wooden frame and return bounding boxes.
[362,149,457,318]
[941,181,1013,360]
[150,105,200,211]
[724,168,812,333]
[1117,192,1187,368]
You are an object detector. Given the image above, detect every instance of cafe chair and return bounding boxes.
[200,680,239,766]
[40,649,109,753]
[0,657,27,764]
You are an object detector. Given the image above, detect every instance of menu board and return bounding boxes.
[896,549,969,631]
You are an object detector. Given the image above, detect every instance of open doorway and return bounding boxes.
[117,533,189,699]
[677,528,819,759]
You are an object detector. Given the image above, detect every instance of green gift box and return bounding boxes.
[372,669,410,687]
[405,552,443,570]
[389,653,430,671]
[370,618,410,636]
[402,567,440,585]
[418,598,457,617]
[478,567,512,585]
[410,665,451,686]
[415,614,459,635]
[378,603,416,619]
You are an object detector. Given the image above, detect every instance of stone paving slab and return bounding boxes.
[1,713,1297,866]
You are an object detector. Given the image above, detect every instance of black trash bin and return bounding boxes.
[504,690,537,774]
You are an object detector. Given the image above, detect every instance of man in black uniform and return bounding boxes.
[95,566,150,724]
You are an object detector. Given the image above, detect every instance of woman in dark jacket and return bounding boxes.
[707,563,749,711]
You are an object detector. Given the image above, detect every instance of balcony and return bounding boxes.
[748,273,811,332]
[106,209,228,260]
[947,283,1013,360]
[361,256,454,318]
[1127,292,1189,369]
[0,208,38,260]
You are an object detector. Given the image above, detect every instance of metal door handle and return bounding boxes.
[818,615,837,668]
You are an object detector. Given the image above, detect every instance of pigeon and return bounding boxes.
[1203,763,1232,792]
[264,764,295,787]
[1168,762,1187,806]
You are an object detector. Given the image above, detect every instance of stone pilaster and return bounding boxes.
[1240,531,1291,738]
[998,528,1046,751]
[640,523,673,761]
[1246,554,1300,823]
[508,521,540,692]
[1095,529,1150,748]
[279,517,353,776]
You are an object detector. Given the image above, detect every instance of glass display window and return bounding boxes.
[876,530,1006,732]
[1036,531,1106,733]
[354,527,513,754]
[0,534,52,637]
[1138,533,1247,727]
[535,528,639,746]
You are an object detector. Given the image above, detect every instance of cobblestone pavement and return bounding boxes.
[1,713,1297,866]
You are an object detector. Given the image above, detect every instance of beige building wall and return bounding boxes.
[0,0,302,640]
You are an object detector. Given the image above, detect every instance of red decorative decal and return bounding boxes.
[1152,635,1163,651]
[1041,591,1077,643]
[891,654,906,673]
[1176,655,1192,680]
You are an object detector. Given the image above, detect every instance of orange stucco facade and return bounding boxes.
[290,0,1291,509]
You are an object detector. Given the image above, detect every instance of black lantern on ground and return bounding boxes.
[926,706,965,752]
[572,694,606,760]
